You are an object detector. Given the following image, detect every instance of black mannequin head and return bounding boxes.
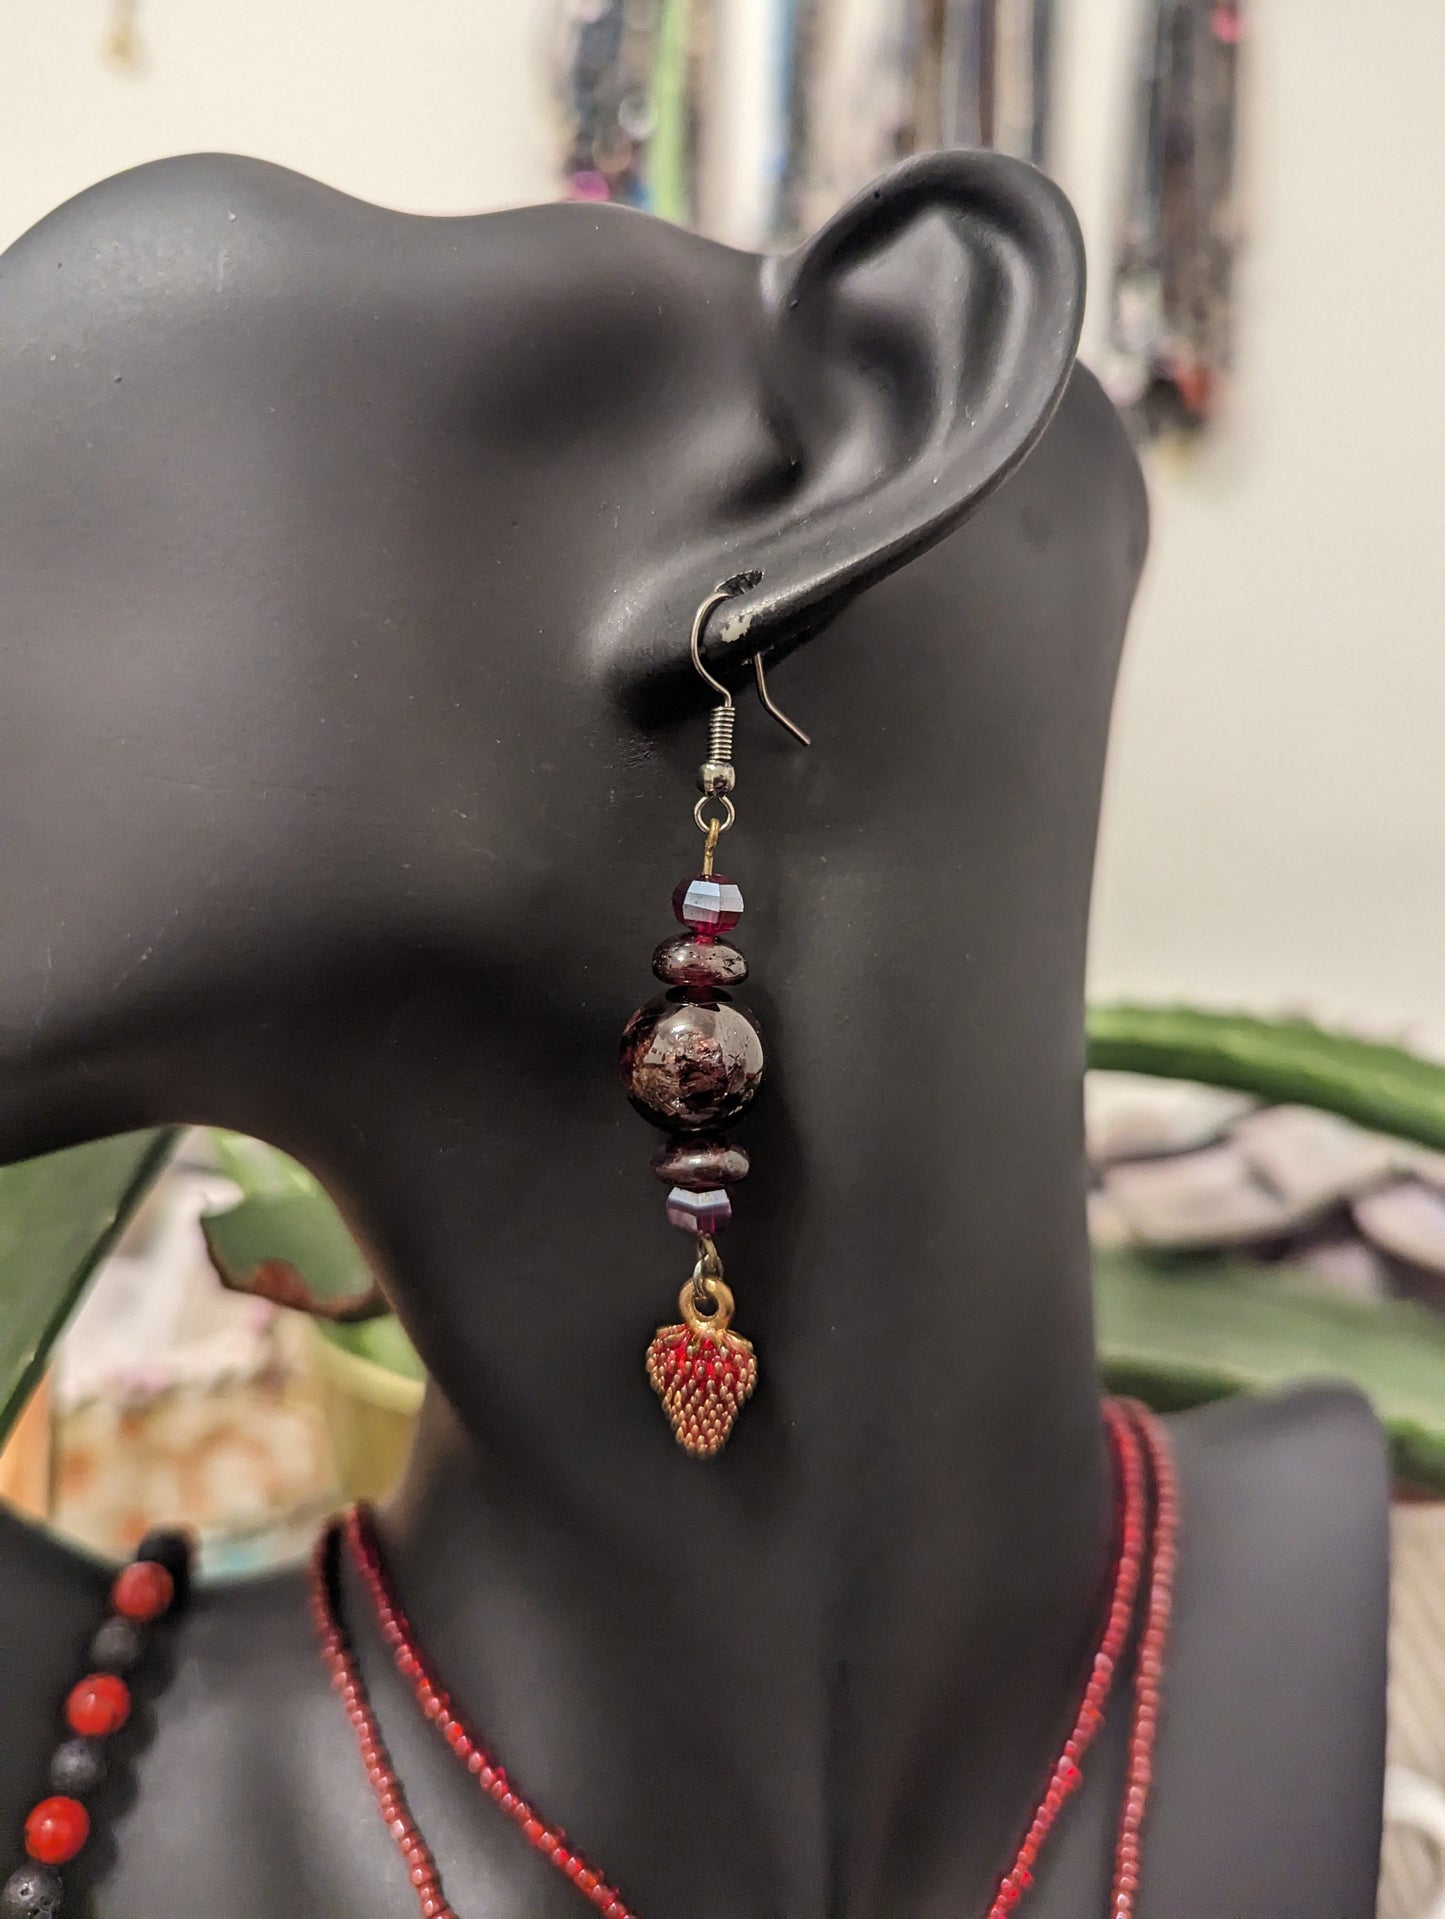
[0,146,1104,1424]
[0,148,1383,1919]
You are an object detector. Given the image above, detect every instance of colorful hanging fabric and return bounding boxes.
[1104,0,1245,440]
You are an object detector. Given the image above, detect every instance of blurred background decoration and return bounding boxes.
[553,0,1238,435]
[0,0,1442,1909]
[2,2,1438,1023]
[101,0,146,73]
[1102,0,1243,438]
[554,0,1062,245]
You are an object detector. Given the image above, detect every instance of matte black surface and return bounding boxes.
[0,151,1386,1916]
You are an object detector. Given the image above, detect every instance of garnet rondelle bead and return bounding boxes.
[49,1737,107,1798]
[23,1798,88,1866]
[1,1866,62,1916]
[651,934,748,989]
[650,1137,750,1191]
[112,1558,174,1622]
[65,1673,130,1738]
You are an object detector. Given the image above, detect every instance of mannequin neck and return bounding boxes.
[164,514,1126,1910]
[309,925,1112,1916]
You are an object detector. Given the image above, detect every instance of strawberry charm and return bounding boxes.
[646,1277,757,1457]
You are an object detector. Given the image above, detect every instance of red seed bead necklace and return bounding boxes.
[312,1397,1178,1919]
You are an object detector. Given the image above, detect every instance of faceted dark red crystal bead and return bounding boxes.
[618,990,763,1131]
[651,934,748,989]
[664,1186,733,1232]
[671,875,743,935]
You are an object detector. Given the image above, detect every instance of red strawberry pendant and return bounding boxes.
[646,1278,757,1457]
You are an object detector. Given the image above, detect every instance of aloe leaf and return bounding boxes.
[314,1311,426,1385]
[1087,1003,1445,1152]
[210,1129,321,1200]
[205,1133,424,1384]
[0,1130,180,1447]
[1094,1245,1445,1490]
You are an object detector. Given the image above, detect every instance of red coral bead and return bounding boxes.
[25,1795,90,1864]
[112,1558,174,1621]
[66,1672,131,1736]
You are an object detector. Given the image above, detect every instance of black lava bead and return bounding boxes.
[49,1737,107,1799]
[650,1137,751,1191]
[619,990,763,1132]
[651,934,749,989]
[134,1527,193,1607]
[90,1616,143,1674]
[2,1866,63,1916]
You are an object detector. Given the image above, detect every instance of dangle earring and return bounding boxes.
[618,574,809,1456]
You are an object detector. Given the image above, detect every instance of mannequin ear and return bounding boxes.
[708,149,1085,662]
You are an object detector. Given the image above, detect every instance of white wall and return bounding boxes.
[0,0,557,238]
[1055,0,1445,1035]
[2,0,1440,1032]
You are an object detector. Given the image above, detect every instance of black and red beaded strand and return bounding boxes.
[3,1402,1179,1918]
[4,1529,192,1919]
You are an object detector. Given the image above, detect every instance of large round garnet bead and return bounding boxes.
[619,990,763,1131]
[24,1797,89,1866]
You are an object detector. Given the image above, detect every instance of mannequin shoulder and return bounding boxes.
[0,1506,112,1814]
[1143,1385,1389,1918]
[1168,1378,1390,1571]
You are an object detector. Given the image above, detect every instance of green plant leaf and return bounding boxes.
[204,1133,424,1384]
[0,1130,180,1447]
[1094,1244,1445,1490]
[313,1309,427,1385]
[1087,1003,1445,1152]
[210,1129,322,1200]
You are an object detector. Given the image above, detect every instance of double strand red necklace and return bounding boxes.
[310,1397,1178,1919]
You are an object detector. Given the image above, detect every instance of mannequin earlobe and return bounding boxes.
[707,149,1086,663]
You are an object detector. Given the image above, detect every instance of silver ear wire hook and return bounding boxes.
[691,577,812,774]
[689,587,736,709]
[753,651,812,747]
